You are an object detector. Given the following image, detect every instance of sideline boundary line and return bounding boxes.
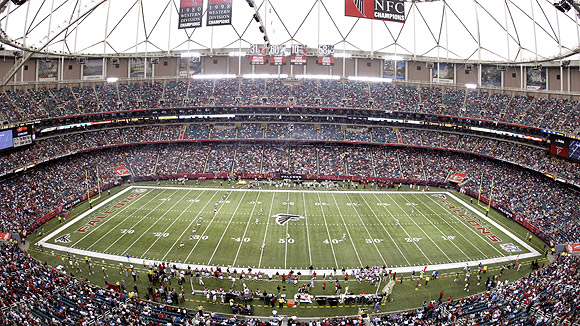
[37,188,541,275]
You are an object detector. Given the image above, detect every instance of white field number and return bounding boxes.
[191,235,208,240]
[346,203,359,206]
[187,199,200,203]
[249,201,262,205]
[218,200,230,204]
[366,239,384,244]
[160,198,172,201]
[154,232,169,237]
[283,202,294,206]
[232,237,250,242]
[279,238,295,244]
[315,202,329,206]
[406,202,418,206]
[441,236,456,241]
[120,229,134,234]
[376,203,390,206]
[405,237,421,242]
[323,239,340,244]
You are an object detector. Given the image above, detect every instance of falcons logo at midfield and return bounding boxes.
[273,213,305,226]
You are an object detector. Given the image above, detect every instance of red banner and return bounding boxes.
[114,166,131,177]
[317,56,335,66]
[0,233,10,241]
[449,173,467,183]
[567,244,580,253]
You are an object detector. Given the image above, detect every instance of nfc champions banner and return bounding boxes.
[207,0,232,26]
[345,0,406,23]
[317,45,335,66]
[178,0,203,29]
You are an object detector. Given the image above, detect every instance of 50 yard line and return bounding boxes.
[302,192,312,267]
[258,192,276,268]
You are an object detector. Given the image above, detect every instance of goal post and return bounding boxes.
[477,172,494,212]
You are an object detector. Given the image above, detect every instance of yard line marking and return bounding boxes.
[302,192,313,267]
[183,191,235,263]
[160,191,220,261]
[342,193,387,266]
[316,192,338,267]
[83,189,171,250]
[207,192,248,265]
[140,190,208,257]
[329,193,363,267]
[405,194,473,260]
[119,190,194,256]
[385,193,452,262]
[368,193,429,265]
[258,192,276,268]
[415,194,495,258]
[233,191,262,266]
[285,192,290,269]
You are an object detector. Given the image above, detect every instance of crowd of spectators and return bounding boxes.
[0,239,577,325]
[2,79,579,133]
[3,138,580,244]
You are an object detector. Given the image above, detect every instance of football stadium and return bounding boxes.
[0,0,579,324]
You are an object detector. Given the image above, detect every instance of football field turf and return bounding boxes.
[40,186,538,272]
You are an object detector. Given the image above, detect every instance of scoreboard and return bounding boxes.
[0,124,35,152]
[548,135,580,161]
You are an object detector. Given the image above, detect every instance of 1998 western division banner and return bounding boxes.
[207,0,232,26]
[179,0,203,29]
[345,0,406,23]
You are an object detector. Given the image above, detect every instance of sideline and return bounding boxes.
[37,187,542,275]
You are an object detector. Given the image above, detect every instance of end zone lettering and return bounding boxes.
[76,193,141,233]
[440,199,501,242]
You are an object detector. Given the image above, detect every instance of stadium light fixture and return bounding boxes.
[349,76,392,83]
[385,55,403,61]
[191,74,236,79]
[106,77,118,83]
[466,83,477,89]
[334,53,352,58]
[180,52,201,58]
[243,74,288,79]
[229,51,247,57]
[295,74,340,80]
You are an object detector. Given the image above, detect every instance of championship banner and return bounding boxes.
[317,45,335,66]
[114,166,131,177]
[0,232,10,241]
[178,0,203,29]
[567,243,580,253]
[291,44,308,65]
[449,173,467,183]
[249,44,268,65]
[207,0,232,26]
[269,44,287,65]
[345,0,406,23]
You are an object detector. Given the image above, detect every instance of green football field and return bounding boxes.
[40,186,537,272]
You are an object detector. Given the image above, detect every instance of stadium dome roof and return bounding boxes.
[0,0,579,63]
